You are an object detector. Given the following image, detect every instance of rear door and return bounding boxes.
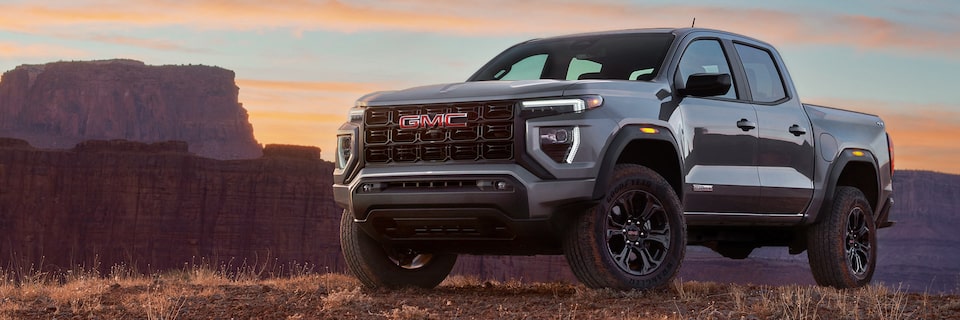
[734,42,815,214]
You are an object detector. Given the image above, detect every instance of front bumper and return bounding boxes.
[332,164,596,254]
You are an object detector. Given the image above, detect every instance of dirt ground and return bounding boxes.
[2,273,958,319]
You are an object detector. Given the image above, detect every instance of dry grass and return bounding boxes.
[0,262,957,319]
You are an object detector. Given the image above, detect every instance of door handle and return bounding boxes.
[789,124,807,136]
[736,119,756,131]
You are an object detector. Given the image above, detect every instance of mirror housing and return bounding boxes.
[678,73,731,97]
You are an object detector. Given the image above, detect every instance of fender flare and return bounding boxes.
[591,124,684,201]
[811,148,881,224]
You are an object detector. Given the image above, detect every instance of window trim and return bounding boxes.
[673,36,750,103]
[732,41,791,106]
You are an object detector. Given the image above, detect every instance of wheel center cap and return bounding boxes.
[626,225,644,241]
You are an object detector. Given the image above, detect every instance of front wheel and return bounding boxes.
[563,164,685,290]
[339,210,457,288]
[807,186,877,289]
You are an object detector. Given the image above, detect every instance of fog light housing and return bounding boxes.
[539,126,580,163]
[336,134,353,169]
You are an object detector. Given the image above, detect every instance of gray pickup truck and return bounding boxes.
[333,28,894,290]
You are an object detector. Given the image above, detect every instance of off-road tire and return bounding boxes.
[340,210,457,288]
[807,186,877,289]
[563,164,685,290]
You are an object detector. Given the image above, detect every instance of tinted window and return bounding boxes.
[470,33,675,82]
[566,57,602,80]
[677,40,737,99]
[497,54,547,80]
[735,44,787,103]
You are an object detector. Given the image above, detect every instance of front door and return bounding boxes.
[676,39,761,214]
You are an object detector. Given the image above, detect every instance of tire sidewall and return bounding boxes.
[838,191,877,286]
[570,164,685,289]
[340,210,456,288]
[808,187,877,288]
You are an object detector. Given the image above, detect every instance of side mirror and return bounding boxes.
[678,73,731,97]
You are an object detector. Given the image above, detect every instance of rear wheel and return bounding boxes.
[340,210,457,288]
[563,164,685,290]
[807,186,876,288]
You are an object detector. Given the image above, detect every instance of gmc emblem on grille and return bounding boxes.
[399,113,469,129]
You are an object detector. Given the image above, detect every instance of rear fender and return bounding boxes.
[811,149,880,224]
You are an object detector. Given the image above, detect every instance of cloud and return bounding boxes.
[237,79,383,94]
[84,34,209,53]
[0,1,955,57]
[0,41,87,58]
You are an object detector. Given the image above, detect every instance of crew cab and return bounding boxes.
[333,28,894,290]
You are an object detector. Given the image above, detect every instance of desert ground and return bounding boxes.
[2,264,957,320]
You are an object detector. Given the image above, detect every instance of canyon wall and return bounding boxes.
[0,60,260,159]
[1,138,957,291]
[0,139,334,273]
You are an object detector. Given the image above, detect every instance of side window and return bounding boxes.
[496,54,547,80]
[735,44,787,103]
[677,40,737,99]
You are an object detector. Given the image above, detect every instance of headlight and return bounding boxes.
[520,96,602,118]
[336,134,353,169]
[539,126,580,163]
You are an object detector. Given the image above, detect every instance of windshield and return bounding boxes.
[469,33,674,82]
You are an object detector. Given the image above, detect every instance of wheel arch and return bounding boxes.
[592,125,684,202]
[814,149,881,224]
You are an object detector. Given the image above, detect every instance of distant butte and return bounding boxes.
[0,59,262,159]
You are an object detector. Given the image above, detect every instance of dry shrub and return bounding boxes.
[317,273,361,292]
[863,284,908,320]
[262,273,322,293]
[775,285,819,320]
[142,284,186,320]
[322,287,373,312]
[383,304,433,320]
[440,275,482,288]
[671,280,728,300]
[46,277,109,315]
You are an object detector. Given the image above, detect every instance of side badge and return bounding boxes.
[693,184,714,192]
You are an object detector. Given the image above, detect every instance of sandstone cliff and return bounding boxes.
[1,138,956,291]
[0,60,261,159]
[0,139,570,281]
[0,139,334,273]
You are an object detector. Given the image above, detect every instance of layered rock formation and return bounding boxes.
[0,60,260,159]
[0,139,571,280]
[2,136,956,291]
[0,139,334,273]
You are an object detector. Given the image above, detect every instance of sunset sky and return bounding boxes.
[0,1,958,173]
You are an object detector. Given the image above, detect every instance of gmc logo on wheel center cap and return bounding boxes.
[399,113,469,129]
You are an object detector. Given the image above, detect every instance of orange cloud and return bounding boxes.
[0,41,87,58]
[237,79,383,94]
[0,2,954,56]
[85,34,207,53]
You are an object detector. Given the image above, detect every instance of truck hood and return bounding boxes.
[357,80,668,106]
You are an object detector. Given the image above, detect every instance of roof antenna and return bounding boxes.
[691,18,696,28]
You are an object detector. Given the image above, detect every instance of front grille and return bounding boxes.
[363,101,516,163]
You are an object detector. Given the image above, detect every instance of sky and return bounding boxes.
[0,0,958,173]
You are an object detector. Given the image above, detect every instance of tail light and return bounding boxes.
[887,133,894,176]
